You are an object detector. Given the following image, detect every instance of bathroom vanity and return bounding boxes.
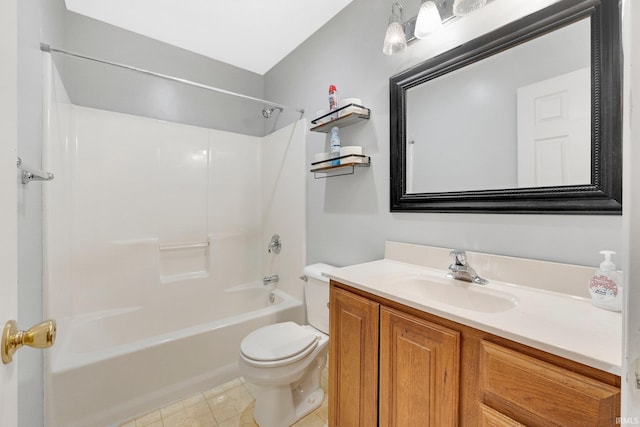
[327,242,621,426]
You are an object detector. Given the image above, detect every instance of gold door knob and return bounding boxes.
[2,319,56,364]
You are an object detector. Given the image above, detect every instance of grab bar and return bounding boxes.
[17,157,54,184]
[158,241,209,251]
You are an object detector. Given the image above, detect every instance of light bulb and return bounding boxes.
[452,0,487,16]
[414,1,442,39]
[383,21,408,55]
[383,2,407,55]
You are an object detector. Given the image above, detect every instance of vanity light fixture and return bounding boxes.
[383,0,491,54]
[415,0,442,39]
[383,2,408,55]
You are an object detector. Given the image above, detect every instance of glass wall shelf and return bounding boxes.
[310,104,370,133]
[310,154,371,179]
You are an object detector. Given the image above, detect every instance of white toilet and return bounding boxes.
[239,263,334,427]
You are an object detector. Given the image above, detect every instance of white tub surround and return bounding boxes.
[327,241,622,375]
[42,57,307,427]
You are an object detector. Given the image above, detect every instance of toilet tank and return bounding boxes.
[303,263,335,335]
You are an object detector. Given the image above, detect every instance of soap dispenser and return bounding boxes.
[588,250,622,312]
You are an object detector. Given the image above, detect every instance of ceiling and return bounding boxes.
[64,0,353,75]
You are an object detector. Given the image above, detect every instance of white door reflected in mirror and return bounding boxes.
[516,67,591,188]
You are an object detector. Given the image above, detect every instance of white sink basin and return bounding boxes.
[389,274,518,313]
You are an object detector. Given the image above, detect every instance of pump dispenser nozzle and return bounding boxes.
[599,250,616,271]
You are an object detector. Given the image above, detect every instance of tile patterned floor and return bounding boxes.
[120,364,329,427]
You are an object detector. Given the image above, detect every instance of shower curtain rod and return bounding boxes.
[40,43,305,115]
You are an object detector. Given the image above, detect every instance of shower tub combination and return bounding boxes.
[46,283,303,427]
[42,51,307,427]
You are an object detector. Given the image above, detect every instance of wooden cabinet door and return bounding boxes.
[379,307,460,427]
[329,285,380,427]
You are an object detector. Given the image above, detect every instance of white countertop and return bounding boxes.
[328,259,622,375]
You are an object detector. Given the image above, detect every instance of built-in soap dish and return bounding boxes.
[159,240,209,284]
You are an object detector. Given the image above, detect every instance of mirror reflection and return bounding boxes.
[406,18,590,194]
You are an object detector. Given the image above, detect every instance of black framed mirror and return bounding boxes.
[390,0,621,214]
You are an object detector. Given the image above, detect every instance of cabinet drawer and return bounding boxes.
[480,404,525,427]
[479,341,620,426]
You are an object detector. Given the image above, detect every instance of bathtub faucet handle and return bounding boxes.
[267,234,281,254]
[263,275,279,286]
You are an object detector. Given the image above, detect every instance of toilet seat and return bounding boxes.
[240,322,319,368]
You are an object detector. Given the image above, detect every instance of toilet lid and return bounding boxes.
[241,322,318,362]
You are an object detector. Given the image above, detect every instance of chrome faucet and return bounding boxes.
[446,250,488,285]
[263,274,279,286]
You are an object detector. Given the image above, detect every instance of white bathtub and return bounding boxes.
[45,285,304,427]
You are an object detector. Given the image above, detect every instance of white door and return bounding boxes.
[0,0,19,425]
[517,67,591,188]
[623,0,640,418]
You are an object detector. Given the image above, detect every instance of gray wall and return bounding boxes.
[17,2,65,427]
[265,0,623,270]
[62,10,264,99]
[59,10,269,136]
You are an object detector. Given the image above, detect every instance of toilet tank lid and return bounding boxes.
[304,263,335,283]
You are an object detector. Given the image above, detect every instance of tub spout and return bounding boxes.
[263,275,279,286]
